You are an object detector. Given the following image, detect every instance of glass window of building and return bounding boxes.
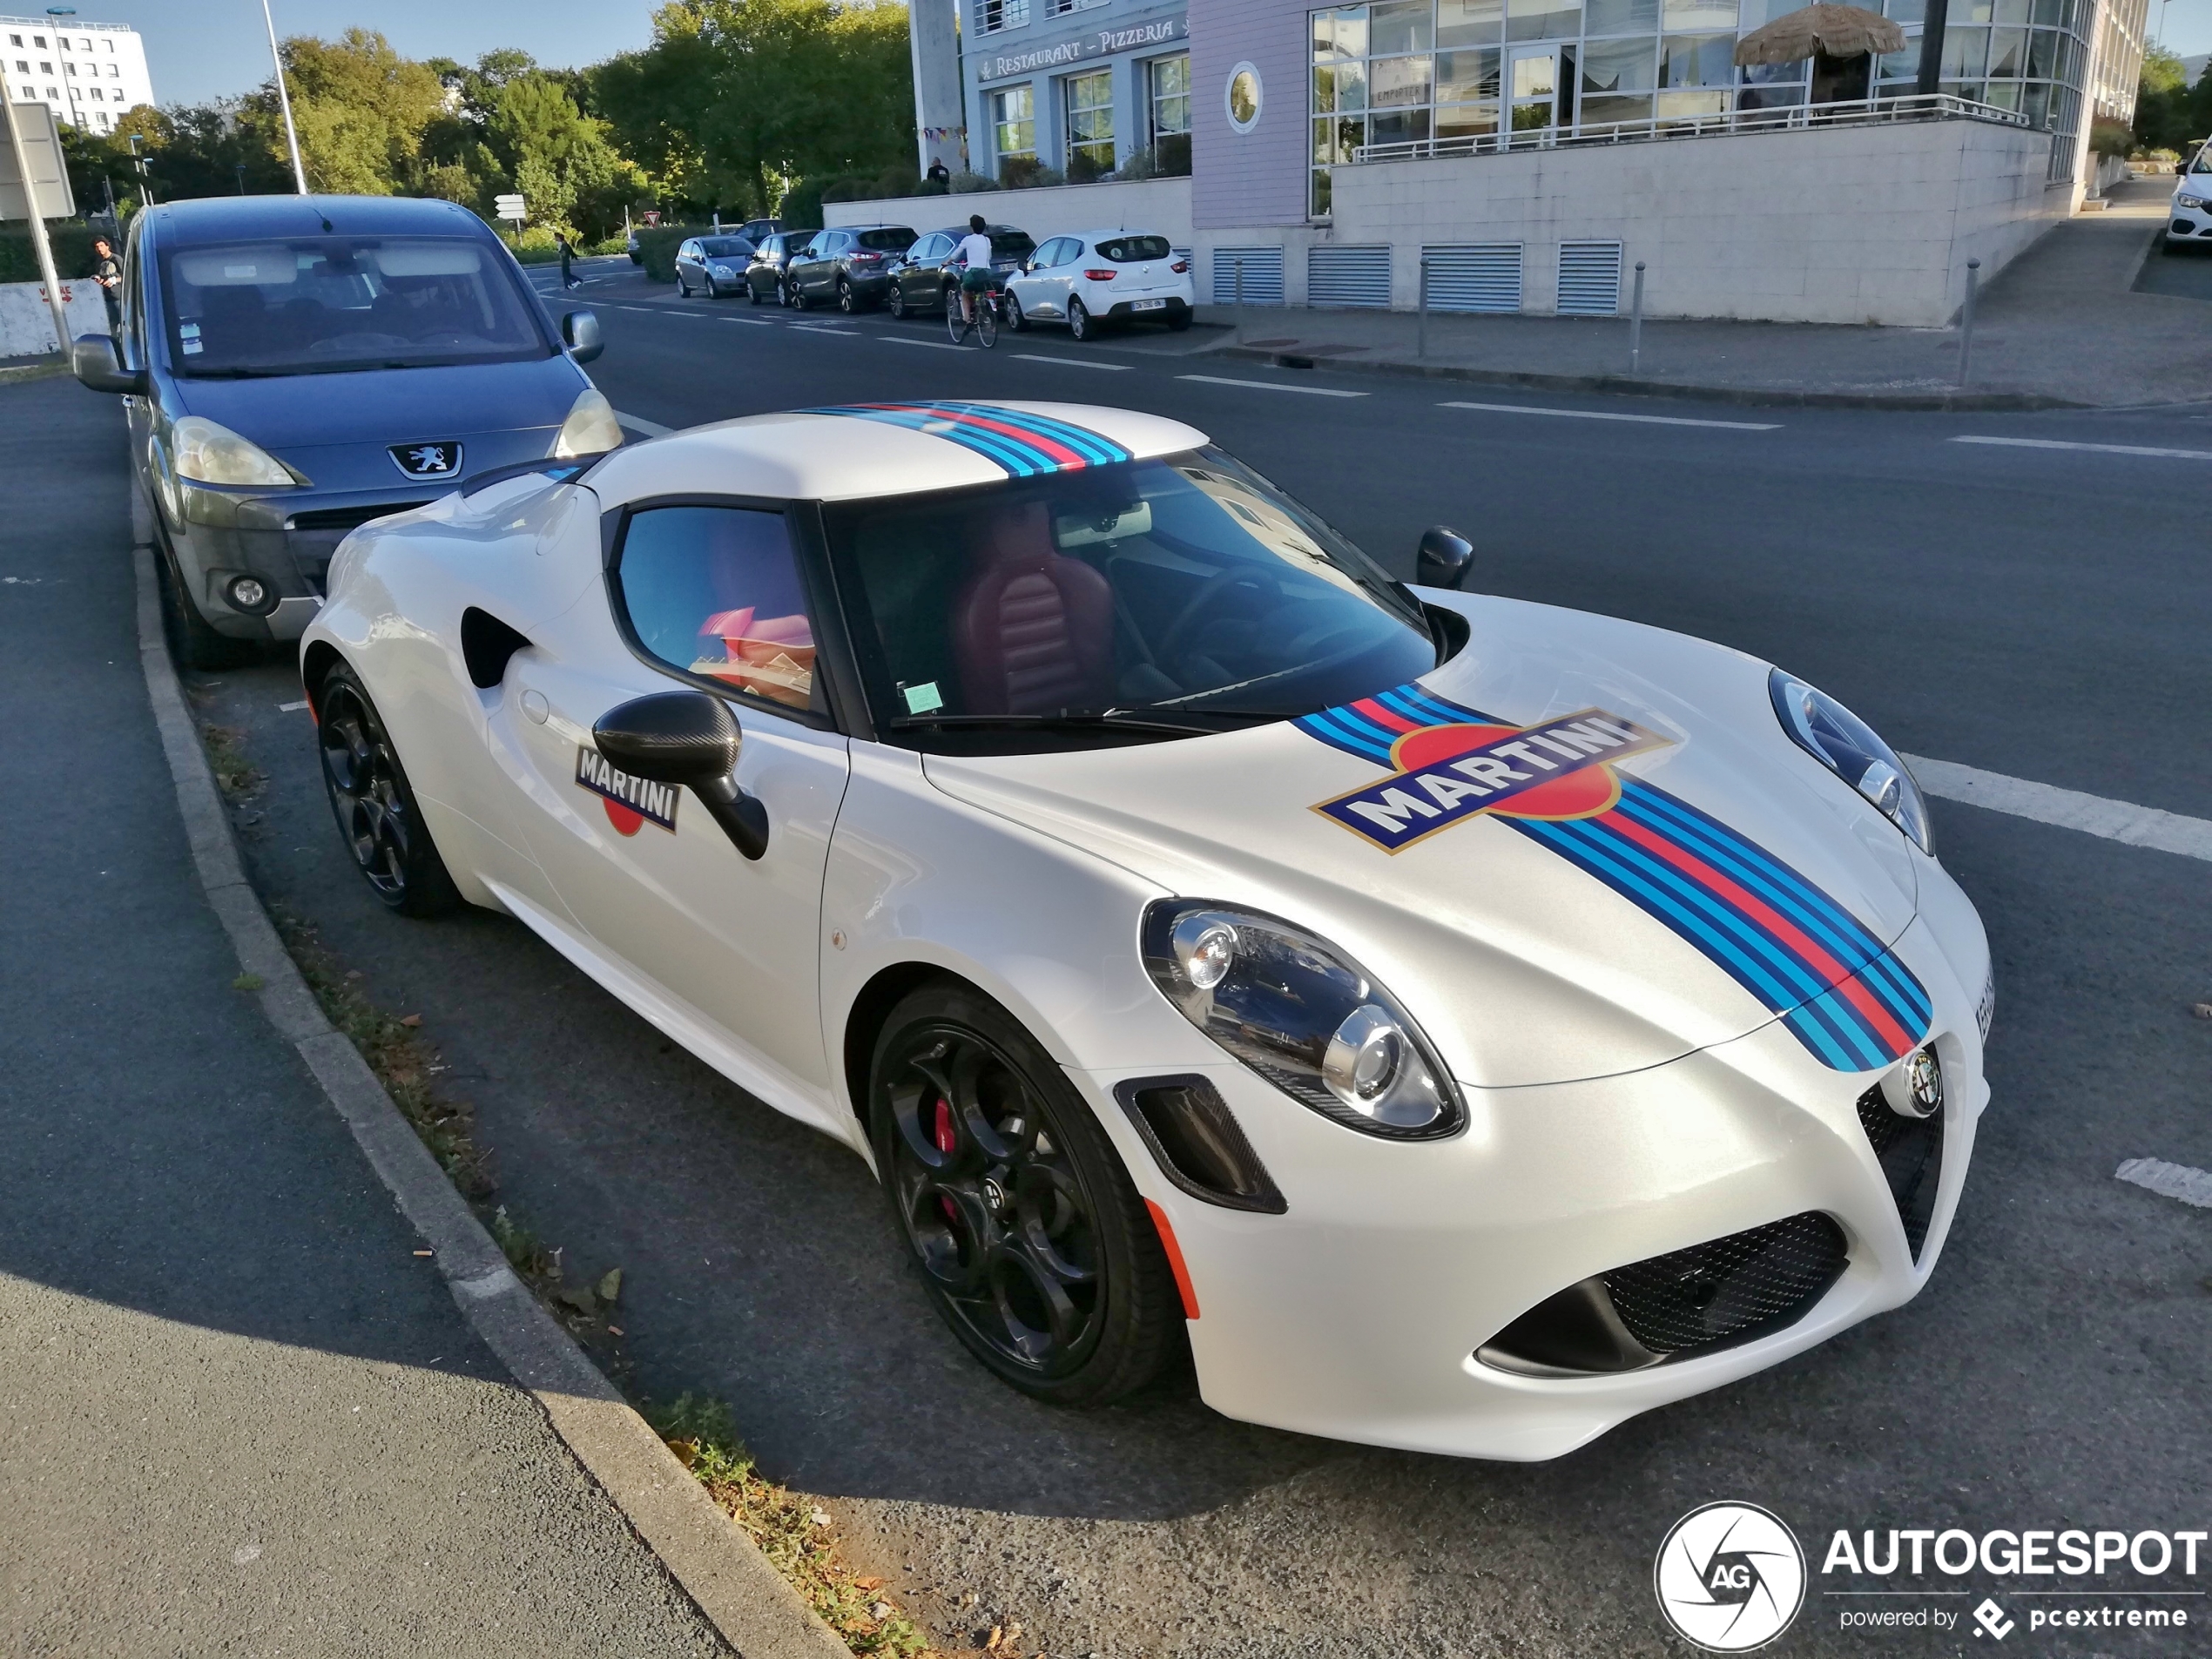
[1064,69,1116,179]
[974,0,1030,35]
[1150,55,1191,141]
[992,84,1035,175]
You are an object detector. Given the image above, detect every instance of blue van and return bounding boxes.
[72,194,611,666]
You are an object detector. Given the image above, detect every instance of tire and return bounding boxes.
[315,660,463,918]
[154,537,254,671]
[1166,310,1193,332]
[1003,292,1028,333]
[888,283,908,320]
[867,981,1181,1406]
[1067,297,1092,341]
[790,279,811,311]
[837,277,857,313]
[678,273,691,297]
[977,298,999,348]
[947,290,969,345]
[749,277,765,304]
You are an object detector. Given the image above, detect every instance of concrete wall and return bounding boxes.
[1187,117,2065,326]
[825,175,1194,246]
[0,277,109,356]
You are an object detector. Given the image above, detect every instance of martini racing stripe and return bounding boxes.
[1295,683,1932,1071]
[803,401,1133,476]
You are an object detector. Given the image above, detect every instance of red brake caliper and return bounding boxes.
[933,1099,957,1221]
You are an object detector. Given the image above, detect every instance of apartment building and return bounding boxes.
[3,14,153,136]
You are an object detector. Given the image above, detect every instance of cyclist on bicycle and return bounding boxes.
[952,215,999,323]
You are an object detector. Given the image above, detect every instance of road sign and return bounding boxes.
[494,193,525,220]
[0,101,76,221]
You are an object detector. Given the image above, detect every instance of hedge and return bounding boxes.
[634,224,717,283]
[0,223,101,286]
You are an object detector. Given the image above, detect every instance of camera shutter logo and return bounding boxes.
[1653,1502,1807,1651]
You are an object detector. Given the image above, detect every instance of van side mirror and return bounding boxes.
[592,691,768,860]
[72,334,146,396]
[1416,526,1475,590]
[561,310,603,365]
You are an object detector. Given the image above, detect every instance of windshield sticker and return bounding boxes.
[1298,683,1931,1073]
[900,679,946,714]
[802,401,1133,477]
[576,745,678,837]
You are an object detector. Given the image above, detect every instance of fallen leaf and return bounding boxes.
[986,1626,1003,1650]
[231,973,264,992]
[345,969,364,980]
[597,1267,623,1303]
[554,1285,597,1315]
[399,1013,422,1028]
[854,1576,886,1591]
[606,1324,624,1335]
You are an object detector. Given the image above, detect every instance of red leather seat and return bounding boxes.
[951,502,1116,714]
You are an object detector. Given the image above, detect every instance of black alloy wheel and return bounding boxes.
[316,662,462,918]
[1067,296,1092,341]
[867,982,1181,1405]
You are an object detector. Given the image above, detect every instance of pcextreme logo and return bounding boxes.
[1655,1502,1809,1652]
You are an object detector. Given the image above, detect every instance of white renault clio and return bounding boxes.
[1004,230,1195,339]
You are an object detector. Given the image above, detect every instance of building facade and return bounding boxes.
[3,15,152,137]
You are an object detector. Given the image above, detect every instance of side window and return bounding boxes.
[614,506,823,717]
[1041,238,1075,267]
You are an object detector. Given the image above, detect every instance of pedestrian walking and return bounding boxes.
[89,237,122,331]
[556,232,577,290]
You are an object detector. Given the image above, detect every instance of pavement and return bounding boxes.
[0,374,736,1656]
[203,271,2212,1656]
[1170,177,2211,409]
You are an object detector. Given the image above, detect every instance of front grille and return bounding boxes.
[1858,1084,1945,1261]
[287,502,430,535]
[1600,1211,1849,1356]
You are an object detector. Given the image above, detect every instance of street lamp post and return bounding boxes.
[260,0,308,194]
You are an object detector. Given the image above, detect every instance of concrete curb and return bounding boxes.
[1203,341,2085,411]
[132,544,850,1659]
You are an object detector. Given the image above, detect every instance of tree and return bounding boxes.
[61,100,291,212]
[2132,45,2196,153]
[257,29,448,194]
[485,73,636,238]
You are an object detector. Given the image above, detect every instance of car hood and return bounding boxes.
[921,591,1925,1089]
[172,354,587,449]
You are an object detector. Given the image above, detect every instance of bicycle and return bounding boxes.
[947,273,1002,348]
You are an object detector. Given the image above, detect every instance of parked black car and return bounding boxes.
[885,224,1036,320]
[674,234,757,298]
[783,225,920,312]
[743,231,815,304]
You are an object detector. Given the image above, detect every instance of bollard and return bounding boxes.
[1234,259,1244,346]
[1418,253,1430,361]
[1629,260,1646,375]
[1957,257,1980,388]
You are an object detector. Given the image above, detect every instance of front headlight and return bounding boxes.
[2180,193,2207,209]
[1141,900,1464,1139]
[171,415,303,488]
[1769,668,1932,854]
[551,388,623,458]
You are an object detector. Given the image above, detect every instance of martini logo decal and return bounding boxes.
[1312,706,1671,852]
[1297,683,1933,1074]
[576,745,678,837]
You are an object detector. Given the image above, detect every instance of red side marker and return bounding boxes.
[1145,1198,1199,1320]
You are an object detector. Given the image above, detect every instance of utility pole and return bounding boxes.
[3,97,73,362]
[260,0,308,194]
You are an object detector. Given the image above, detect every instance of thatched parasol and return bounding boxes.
[1733,3,1906,65]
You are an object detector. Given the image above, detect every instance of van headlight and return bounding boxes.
[1141,901,1464,1139]
[172,415,304,488]
[551,388,624,458]
[1770,668,1932,853]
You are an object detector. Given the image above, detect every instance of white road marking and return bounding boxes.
[721,316,774,325]
[614,411,674,438]
[879,336,968,350]
[1440,400,1781,430]
[1177,374,1367,398]
[1952,435,2212,462]
[1902,754,2212,863]
[278,699,310,713]
[2115,1158,2212,1209]
[791,324,860,336]
[1013,353,1132,371]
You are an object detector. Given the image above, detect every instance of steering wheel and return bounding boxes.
[1158,567,1279,672]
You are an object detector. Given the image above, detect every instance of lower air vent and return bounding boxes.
[1479,1211,1848,1376]
[1858,1083,1945,1261]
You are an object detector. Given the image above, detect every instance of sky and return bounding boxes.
[21,0,2212,107]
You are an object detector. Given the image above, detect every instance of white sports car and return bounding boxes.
[300,400,1991,1460]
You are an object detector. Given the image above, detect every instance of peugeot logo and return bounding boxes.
[389,441,462,479]
[1654,1502,1807,1651]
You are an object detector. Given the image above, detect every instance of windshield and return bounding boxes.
[991,231,1035,257]
[157,235,550,378]
[699,237,754,256]
[822,448,1440,748]
[858,227,916,252]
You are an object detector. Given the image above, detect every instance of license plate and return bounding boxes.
[1133,298,1167,312]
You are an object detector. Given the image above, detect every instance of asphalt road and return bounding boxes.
[193,260,2212,1656]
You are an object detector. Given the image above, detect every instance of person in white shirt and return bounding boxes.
[952,215,998,325]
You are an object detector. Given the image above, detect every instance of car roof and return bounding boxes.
[934,225,1028,238]
[585,401,1211,504]
[141,193,493,249]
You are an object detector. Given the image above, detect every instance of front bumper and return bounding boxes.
[165,483,439,641]
[1073,894,1990,1461]
[2166,199,2211,239]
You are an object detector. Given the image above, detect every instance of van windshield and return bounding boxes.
[157,236,552,378]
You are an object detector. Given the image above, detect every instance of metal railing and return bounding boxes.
[1354,91,2030,165]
